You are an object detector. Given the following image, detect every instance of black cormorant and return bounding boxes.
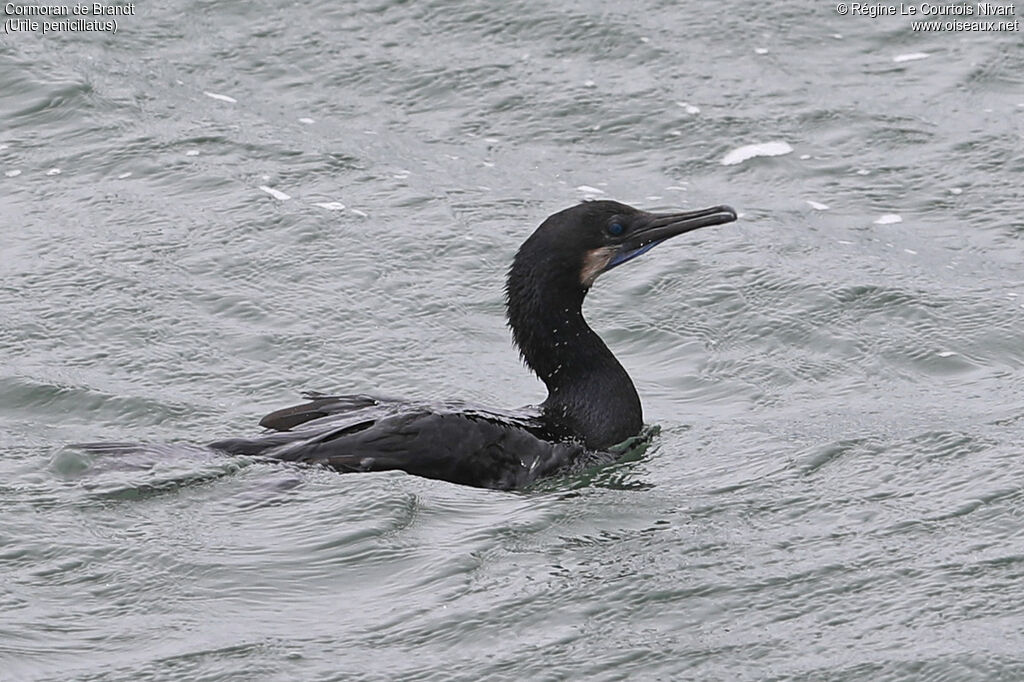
[209,200,736,489]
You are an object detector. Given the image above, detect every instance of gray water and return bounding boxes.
[3,0,1024,679]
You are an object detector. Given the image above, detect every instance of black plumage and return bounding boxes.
[209,200,737,489]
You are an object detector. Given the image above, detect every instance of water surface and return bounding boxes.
[2,0,1024,679]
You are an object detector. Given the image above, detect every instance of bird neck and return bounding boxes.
[506,258,642,449]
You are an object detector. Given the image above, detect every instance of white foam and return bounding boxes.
[856,169,871,175]
[576,185,605,195]
[118,172,132,179]
[298,117,314,124]
[204,91,237,103]
[721,141,793,165]
[904,249,917,255]
[937,351,957,357]
[46,168,61,176]
[874,214,902,225]
[799,154,811,160]
[258,185,291,201]
[185,150,199,156]
[583,80,596,88]
[893,52,929,63]
[950,187,963,195]
[350,208,368,217]
[806,200,830,210]
[313,202,345,211]
[4,169,21,177]
[676,101,701,114]
[754,48,768,55]
[837,240,853,245]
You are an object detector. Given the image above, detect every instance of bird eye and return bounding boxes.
[607,222,625,237]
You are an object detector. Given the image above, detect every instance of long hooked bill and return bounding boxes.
[606,205,737,269]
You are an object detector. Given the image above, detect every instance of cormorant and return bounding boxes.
[208,200,736,489]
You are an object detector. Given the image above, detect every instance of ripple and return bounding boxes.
[4,0,1024,678]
